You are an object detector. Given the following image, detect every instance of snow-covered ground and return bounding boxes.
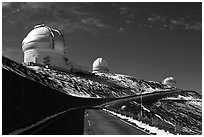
[163,94,202,101]
[103,108,175,135]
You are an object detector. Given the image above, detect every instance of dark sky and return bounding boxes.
[2,2,202,93]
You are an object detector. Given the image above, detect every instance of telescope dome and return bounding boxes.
[22,24,71,71]
[162,76,176,86]
[92,58,109,73]
[22,24,67,53]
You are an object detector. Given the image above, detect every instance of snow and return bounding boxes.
[121,105,126,110]
[142,105,150,112]
[188,100,202,109]
[178,95,195,100]
[163,95,200,101]
[66,91,91,98]
[189,100,202,105]
[155,114,175,127]
[27,66,41,70]
[155,114,163,120]
[115,73,132,78]
[103,109,175,135]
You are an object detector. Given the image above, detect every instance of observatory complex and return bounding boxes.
[22,25,112,74]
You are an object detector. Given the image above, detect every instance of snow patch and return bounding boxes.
[164,95,200,101]
[121,105,126,110]
[103,109,175,135]
[142,105,150,112]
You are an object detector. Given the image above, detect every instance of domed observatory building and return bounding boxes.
[22,24,71,70]
[92,58,109,73]
[162,76,176,86]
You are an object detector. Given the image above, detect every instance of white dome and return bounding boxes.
[162,77,176,86]
[92,58,109,73]
[22,24,67,53]
[22,24,72,71]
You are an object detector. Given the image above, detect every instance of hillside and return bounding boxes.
[104,90,202,135]
[2,56,202,135]
[3,56,177,98]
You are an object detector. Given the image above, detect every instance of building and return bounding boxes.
[92,58,109,73]
[162,76,176,86]
[22,24,71,71]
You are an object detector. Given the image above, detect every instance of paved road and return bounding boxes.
[84,109,148,135]
[25,109,85,135]
[106,90,181,107]
[16,90,180,135]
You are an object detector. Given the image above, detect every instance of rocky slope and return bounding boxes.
[3,56,176,98]
[104,90,202,135]
[2,56,202,135]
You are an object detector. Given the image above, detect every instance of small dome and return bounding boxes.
[162,77,176,86]
[92,58,109,73]
[22,24,67,53]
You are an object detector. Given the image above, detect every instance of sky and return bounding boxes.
[2,2,202,93]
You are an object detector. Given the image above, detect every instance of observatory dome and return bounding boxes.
[162,77,176,86]
[22,24,66,53]
[92,58,109,73]
[22,24,71,71]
